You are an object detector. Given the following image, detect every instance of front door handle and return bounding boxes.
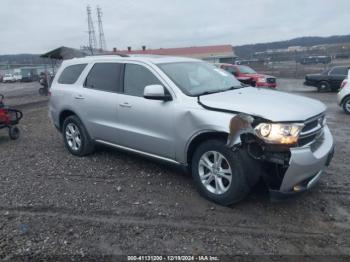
[119,102,132,108]
[74,94,85,100]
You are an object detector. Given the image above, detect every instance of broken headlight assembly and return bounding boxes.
[254,123,304,145]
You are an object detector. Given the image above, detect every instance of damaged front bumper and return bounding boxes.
[269,125,334,199]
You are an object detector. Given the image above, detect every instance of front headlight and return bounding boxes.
[254,123,304,145]
[257,77,266,83]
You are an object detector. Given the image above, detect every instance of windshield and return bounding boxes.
[158,62,242,96]
[237,65,256,74]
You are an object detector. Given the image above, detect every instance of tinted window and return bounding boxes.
[58,64,87,84]
[85,63,122,92]
[223,66,237,74]
[124,64,161,97]
[330,67,347,75]
[237,65,256,74]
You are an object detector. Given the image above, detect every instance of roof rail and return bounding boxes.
[91,53,129,57]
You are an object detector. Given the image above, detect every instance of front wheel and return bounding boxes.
[343,97,350,114]
[191,139,257,206]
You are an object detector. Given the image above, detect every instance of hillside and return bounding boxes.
[235,34,350,58]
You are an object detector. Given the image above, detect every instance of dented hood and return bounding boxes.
[199,87,326,122]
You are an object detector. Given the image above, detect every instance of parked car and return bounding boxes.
[337,69,350,114]
[2,74,16,83]
[50,55,334,205]
[215,63,277,88]
[304,66,350,92]
[299,56,331,65]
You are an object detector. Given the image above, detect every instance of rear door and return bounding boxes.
[75,62,123,144]
[117,62,175,159]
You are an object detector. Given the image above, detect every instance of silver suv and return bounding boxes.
[50,55,334,205]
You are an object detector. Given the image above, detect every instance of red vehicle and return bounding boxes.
[216,63,277,88]
[0,94,22,139]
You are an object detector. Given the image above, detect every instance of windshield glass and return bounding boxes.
[158,62,242,96]
[237,65,256,74]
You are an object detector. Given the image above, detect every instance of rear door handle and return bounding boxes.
[74,94,85,100]
[119,102,132,108]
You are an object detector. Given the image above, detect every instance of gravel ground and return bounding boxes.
[0,80,349,260]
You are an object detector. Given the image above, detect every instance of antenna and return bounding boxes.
[96,6,107,51]
[87,5,97,54]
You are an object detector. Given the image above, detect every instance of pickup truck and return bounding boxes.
[215,63,277,88]
[2,74,16,83]
[304,66,349,92]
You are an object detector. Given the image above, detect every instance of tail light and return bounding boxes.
[340,79,347,89]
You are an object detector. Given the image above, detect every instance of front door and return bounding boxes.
[117,63,175,159]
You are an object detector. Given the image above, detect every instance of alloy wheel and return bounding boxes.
[198,151,232,195]
[65,123,82,151]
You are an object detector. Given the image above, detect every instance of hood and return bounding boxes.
[199,87,326,122]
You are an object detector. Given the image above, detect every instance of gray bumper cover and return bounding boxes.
[279,125,334,193]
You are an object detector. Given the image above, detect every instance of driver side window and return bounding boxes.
[124,64,162,97]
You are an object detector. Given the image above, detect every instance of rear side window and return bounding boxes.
[124,64,161,97]
[58,64,87,84]
[85,63,123,92]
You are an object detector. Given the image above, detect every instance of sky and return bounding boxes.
[0,0,349,54]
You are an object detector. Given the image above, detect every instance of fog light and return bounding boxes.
[293,185,303,192]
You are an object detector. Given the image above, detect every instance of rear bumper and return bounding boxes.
[270,125,334,199]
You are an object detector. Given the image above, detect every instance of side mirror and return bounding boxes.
[143,85,172,101]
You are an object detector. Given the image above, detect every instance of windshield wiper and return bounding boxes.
[197,85,243,97]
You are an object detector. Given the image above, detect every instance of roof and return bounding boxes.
[114,44,234,57]
[41,46,87,60]
[62,54,200,66]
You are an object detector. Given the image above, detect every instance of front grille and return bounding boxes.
[266,78,276,83]
[298,114,325,147]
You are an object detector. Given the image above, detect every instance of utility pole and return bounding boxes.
[96,6,107,51]
[87,5,97,54]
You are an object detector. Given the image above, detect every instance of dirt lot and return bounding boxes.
[0,80,349,260]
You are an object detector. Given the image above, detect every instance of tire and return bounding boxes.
[317,81,330,92]
[39,88,45,96]
[9,126,20,140]
[343,97,350,114]
[191,139,257,206]
[62,115,94,156]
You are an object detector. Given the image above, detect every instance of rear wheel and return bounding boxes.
[191,139,256,206]
[62,115,94,156]
[317,81,330,92]
[343,97,350,114]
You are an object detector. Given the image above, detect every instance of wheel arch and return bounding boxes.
[186,131,228,167]
[340,94,350,106]
[59,109,80,132]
